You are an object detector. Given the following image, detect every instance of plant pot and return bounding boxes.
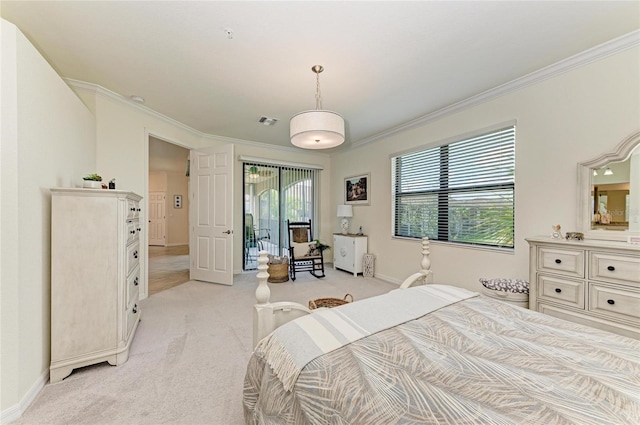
[83,180,102,189]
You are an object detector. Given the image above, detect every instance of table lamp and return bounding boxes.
[337,205,353,234]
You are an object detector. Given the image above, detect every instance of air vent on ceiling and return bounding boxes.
[258,116,278,126]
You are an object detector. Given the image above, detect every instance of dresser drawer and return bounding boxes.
[127,266,140,306]
[126,297,140,337]
[126,242,140,275]
[538,275,585,308]
[589,283,640,322]
[589,252,640,287]
[537,247,585,278]
[126,220,139,244]
[127,199,140,219]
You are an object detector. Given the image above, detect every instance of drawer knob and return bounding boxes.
[554,259,562,264]
[607,265,615,271]
[555,288,562,293]
[607,299,615,305]
[133,304,138,314]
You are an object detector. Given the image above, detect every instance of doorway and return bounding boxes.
[148,136,191,295]
[243,162,319,270]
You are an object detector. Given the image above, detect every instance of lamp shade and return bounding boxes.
[337,204,353,218]
[290,110,345,149]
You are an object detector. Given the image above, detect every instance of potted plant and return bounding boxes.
[82,173,103,189]
[314,240,330,253]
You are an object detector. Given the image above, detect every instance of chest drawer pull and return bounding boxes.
[555,259,562,264]
[607,299,615,305]
[607,265,615,271]
[555,288,562,293]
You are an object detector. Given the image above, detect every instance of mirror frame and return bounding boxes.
[577,129,640,241]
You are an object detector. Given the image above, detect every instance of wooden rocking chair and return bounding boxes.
[287,220,325,281]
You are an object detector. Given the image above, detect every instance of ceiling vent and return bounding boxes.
[258,116,278,126]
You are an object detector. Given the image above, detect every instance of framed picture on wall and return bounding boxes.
[345,173,370,205]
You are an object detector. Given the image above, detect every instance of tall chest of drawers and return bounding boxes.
[526,237,640,340]
[50,188,142,382]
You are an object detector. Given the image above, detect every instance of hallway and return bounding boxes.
[148,245,189,296]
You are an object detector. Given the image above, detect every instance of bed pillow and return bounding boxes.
[291,242,309,258]
[479,278,529,294]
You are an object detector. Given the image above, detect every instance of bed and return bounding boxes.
[244,239,640,424]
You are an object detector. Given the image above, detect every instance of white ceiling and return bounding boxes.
[2,1,639,151]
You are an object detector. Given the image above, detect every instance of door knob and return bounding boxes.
[223,230,232,234]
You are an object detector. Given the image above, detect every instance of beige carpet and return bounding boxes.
[14,267,396,425]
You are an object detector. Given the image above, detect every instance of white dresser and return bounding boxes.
[50,188,142,382]
[527,236,640,339]
[333,233,368,276]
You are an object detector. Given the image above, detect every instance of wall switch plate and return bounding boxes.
[174,195,182,209]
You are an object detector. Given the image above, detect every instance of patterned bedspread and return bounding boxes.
[243,292,640,425]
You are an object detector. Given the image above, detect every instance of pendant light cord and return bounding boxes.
[315,71,323,110]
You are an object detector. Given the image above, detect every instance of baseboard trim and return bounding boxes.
[0,369,48,424]
[373,273,402,286]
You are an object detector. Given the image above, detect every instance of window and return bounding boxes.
[392,125,515,249]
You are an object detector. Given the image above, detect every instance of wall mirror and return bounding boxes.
[576,130,640,241]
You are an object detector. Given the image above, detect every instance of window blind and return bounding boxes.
[392,126,515,249]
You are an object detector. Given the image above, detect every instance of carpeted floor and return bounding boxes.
[14,267,396,425]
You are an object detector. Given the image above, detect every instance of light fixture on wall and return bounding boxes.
[593,169,598,176]
[604,167,614,176]
[337,204,353,235]
[290,65,345,149]
[248,166,260,179]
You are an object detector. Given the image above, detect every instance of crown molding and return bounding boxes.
[65,29,639,156]
[351,30,640,150]
[65,78,330,157]
[200,132,331,157]
[65,79,202,138]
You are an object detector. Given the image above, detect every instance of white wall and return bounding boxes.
[332,46,640,290]
[1,19,96,420]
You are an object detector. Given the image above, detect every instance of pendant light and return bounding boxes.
[290,65,345,149]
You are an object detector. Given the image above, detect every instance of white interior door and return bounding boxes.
[189,144,234,285]
[148,191,166,246]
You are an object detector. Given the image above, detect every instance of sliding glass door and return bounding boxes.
[243,162,319,270]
